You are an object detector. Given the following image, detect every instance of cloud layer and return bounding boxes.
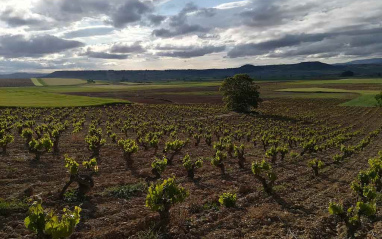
[0,0,381,72]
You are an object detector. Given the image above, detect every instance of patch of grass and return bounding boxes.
[340,93,379,107]
[31,78,44,87]
[0,198,28,216]
[63,189,86,202]
[12,157,26,162]
[0,80,223,107]
[189,201,220,214]
[104,182,146,200]
[40,78,87,86]
[273,184,287,192]
[277,88,352,93]
[269,92,355,99]
[0,88,129,107]
[136,225,163,239]
[156,91,221,96]
[290,78,382,85]
[203,201,220,211]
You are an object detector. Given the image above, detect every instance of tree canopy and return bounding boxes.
[220,74,262,112]
[376,91,382,107]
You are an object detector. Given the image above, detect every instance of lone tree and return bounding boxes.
[220,74,261,112]
[376,91,382,107]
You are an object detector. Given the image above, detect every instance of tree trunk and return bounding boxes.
[59,177,74,199]
[238,157,245,169]
[124,153,133,168]
[187,169,194,179]
[219,163,225,175]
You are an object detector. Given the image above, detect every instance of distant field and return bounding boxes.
[278,88,379,106]
[290,78,382,85]
[0,88,129,107]
[0,78,35,87]
[38,78,87,86]
[156,91,221,96]
[0,79,379,107]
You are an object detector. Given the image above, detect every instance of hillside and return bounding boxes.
[2,61,381,82]
[0,72,46,79]
[44,62,347,82]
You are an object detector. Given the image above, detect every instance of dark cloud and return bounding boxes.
[81,48,128,59]
[110,41,145,53]
[63,27,115,38]
[0,58,99,73]
[109,0,153,28]
[240,1,283,27]
[152,2,211,38]
[35,0,112,22]
[0,9,47,28]
[35,0,153,28]
[152,24,209,38]
[240,0,316,27]
[0,34,84,58]
[227,33,328,58]
[148,14,166,26]
[228,27,382,58]
[157,45,225,58]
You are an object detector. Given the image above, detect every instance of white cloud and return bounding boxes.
[0,0,381,72]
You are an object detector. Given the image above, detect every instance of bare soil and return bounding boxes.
[0,98,381,238]
[0,79,34,87]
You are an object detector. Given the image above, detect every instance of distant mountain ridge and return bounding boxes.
[1,61,381,82]
[0,72,46,79]
[43,61,346,82]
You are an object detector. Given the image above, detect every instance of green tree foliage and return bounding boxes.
[60,155,98,199]
[151,156,168,179]
[118,139,139,167]
[234,144,245,168]
[85,126,106,159]
[182,154,203,179]
[328,201,376,238]
[251,160,277,194]
[211,150,227,175]
[375,91,382,107]
[164,139,187,164]
[0,130,13,154]
[145,177,188,222]
[220,74,262,112]
[218,192,237,208]
[308,158,324,176]
[28,135,53,161]
[24,201,81,239]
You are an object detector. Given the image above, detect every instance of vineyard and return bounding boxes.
[0,98,381,238]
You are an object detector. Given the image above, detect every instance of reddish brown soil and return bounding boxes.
[0,99,381,239]
[0,79,34,87]
[66,86,223,104]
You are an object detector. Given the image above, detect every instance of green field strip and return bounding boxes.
[31,78,44,87]
[289,78,382,85]
[278,88,380,107]
[0,89,129,107]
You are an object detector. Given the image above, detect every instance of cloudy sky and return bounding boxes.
[0,0,381,73]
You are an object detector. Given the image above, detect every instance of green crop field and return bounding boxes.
[38,78,87,86]
[31,78,44,86]
[1,79,380,107]
[0,88,129,107]
[290,78,382,85]
[278,88,380,106]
